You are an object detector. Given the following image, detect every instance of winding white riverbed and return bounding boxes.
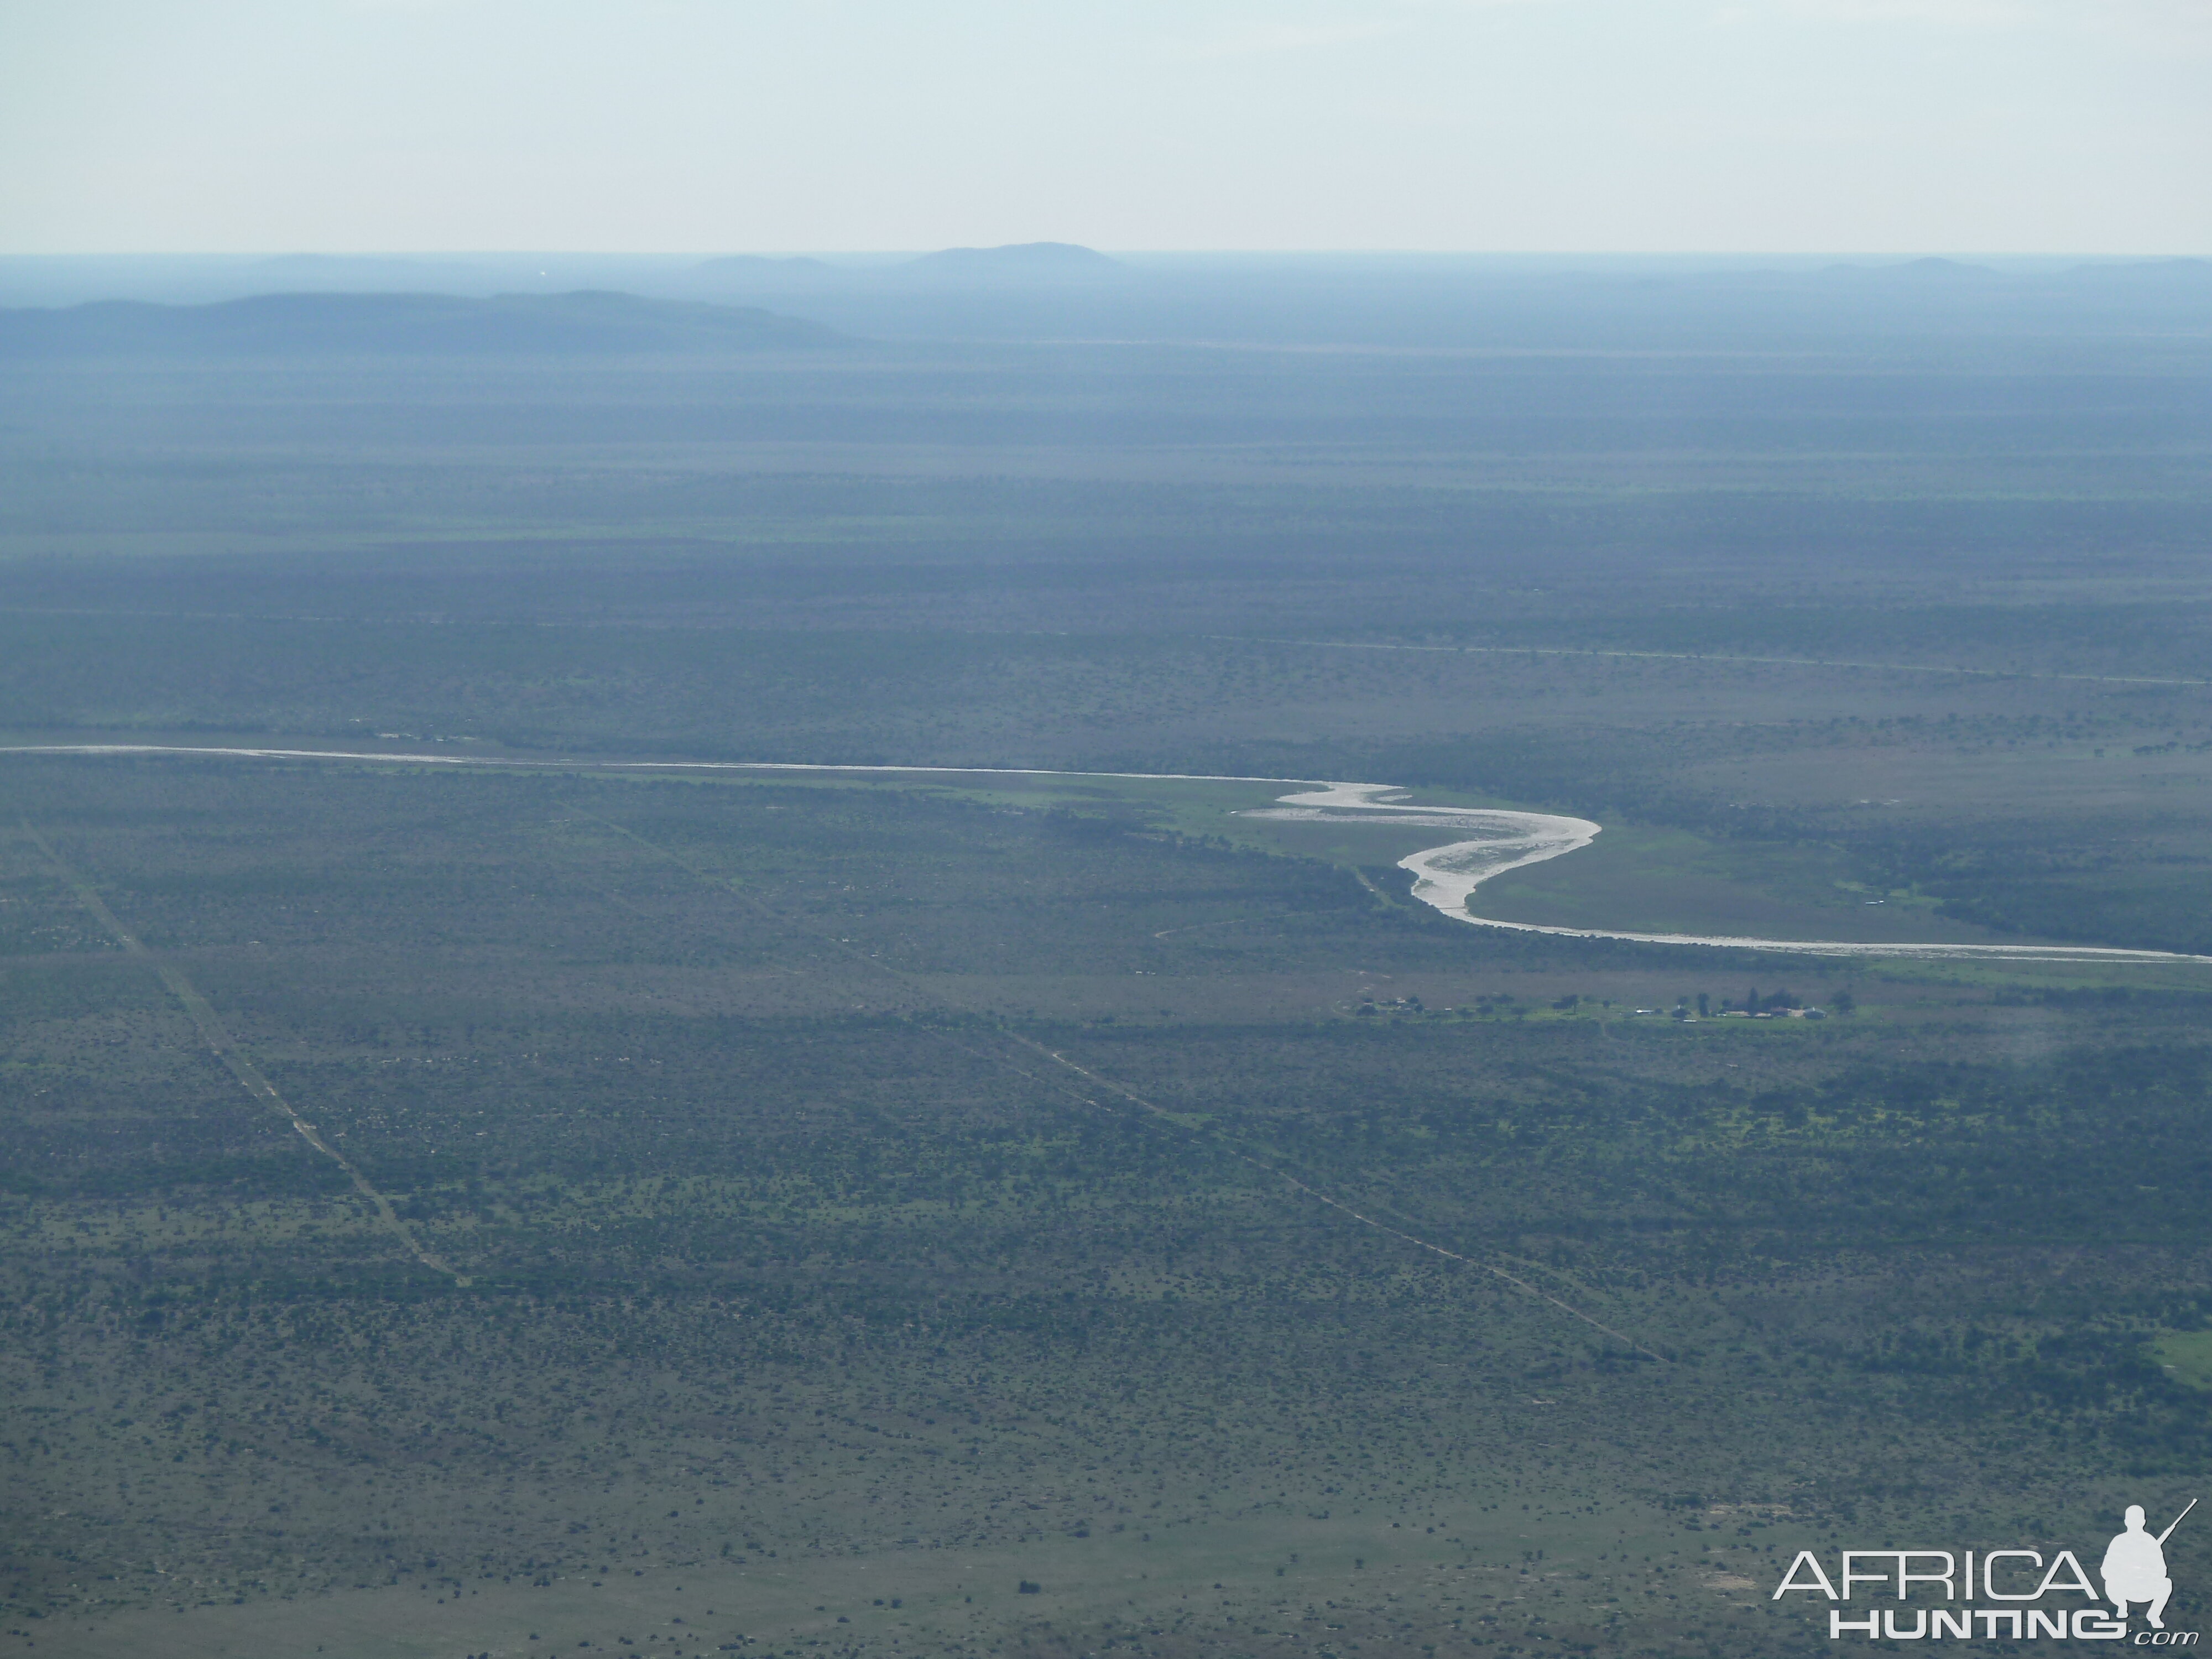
[1238,781,2203,963]
[6,745,2203,963]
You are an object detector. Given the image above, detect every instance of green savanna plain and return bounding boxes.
[6,283,2212,1658]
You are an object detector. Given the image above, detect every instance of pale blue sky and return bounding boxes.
[3,0,2206,253]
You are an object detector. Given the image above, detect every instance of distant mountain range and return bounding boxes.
[0,290,844,358]
[1,251,2203,353]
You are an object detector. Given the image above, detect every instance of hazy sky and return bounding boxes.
[3,0,2208,254]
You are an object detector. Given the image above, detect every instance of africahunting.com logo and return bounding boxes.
[1775,1501,2197,1643]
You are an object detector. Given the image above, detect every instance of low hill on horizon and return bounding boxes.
[897,241,1125,283]
[0,289,846,358]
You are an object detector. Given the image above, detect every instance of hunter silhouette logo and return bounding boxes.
[2107,1501,2193,1630]
[1776,1500,2198,1642]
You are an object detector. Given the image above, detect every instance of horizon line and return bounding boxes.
[3,248,2207,262]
